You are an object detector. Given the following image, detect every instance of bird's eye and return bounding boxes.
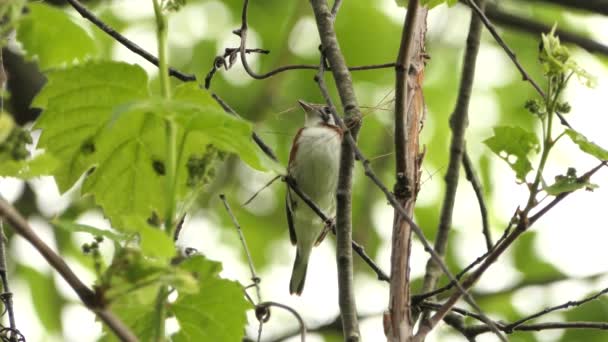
[321,107,331,122]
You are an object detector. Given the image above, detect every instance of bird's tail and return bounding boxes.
[289,249,310,295]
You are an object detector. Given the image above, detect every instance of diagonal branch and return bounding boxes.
[503,286,608,332]
[524,0,608,16]
[0,198,137,342]
[485,3,608,56]
[414,161,607,340]
[462,0,571,128]
[462,149,492,250]
[420,0,488,306]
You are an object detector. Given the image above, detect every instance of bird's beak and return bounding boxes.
[297,99,314,113]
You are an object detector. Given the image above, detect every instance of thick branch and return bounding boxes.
[0,198,137,342]
[387,1,427,340]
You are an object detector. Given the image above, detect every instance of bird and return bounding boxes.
[286,100,343,295]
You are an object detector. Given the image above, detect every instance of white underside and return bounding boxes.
[289,125,341,252]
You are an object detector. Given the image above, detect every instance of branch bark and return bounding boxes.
[420,0,487,327]
[0,198,138,342]
[386,1,427,341]
[309,0,362,340]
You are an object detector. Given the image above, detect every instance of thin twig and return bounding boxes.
[504,286,608,332]
[485,3,608,56]
[462,149,492,250]
[462,0,571,127]
[0,198,138,342]
[283,177,390,282]
[219,194,261,303]
[257,302,306,342]
[414,162,607,340]
[65,0,195,82]
[525,0,608,16]
[0,221,17,340]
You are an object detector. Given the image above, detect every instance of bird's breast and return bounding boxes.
[289,126,342,210]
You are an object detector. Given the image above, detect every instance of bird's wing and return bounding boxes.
[286,188,297,245]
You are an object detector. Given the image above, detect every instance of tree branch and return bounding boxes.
[524,0,608,16]
[461,0,571,128]
[462,149,492,251]
[485,3,608,56]
[414,162,607,340]
[420,0,487,304]
[387,0,427,340]
[0,198,138,342]
[309,0,362,339]
[503,287,608,332]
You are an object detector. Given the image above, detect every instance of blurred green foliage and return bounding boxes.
[0,0,606,341]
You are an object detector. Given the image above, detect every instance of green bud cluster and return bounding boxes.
[186,144,226,188]
[0,116,33,161]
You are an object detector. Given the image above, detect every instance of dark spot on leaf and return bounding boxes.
[152,160,165,175]
[147,211,161,227]
[81,140,95,154]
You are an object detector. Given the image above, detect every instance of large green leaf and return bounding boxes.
[16,3,97,69]
[561,296,608,342]
[171,255,251,342]
[33,61,149,192]
[484,126,540,181]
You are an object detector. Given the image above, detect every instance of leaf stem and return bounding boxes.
[152,2,174,341]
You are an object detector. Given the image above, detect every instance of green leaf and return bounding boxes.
[0,153,59,178]
[171,255,251,342]
[16,3,97,69]
[52,219,126,243]
[544,167,598,196]
[33,61,149,192]
[484,126,540,181]
[565,129,608,161]
[121,216,176,259]
[81,106,168,229]
[172,83,284,174]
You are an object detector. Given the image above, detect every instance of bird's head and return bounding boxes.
[297,100,336,127]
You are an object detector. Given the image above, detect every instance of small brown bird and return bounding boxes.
[286,100,343,295]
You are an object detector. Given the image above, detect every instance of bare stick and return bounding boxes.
[462,149,492,250]
[219,194,261,302]
[421,0,487,301]
[65,0,195,82]
[504,286,608,332]
[485,3,608,56]
[0,198,138,342]
[386,0,427,340]
[414,162,607,341]
[257,301,306,342]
